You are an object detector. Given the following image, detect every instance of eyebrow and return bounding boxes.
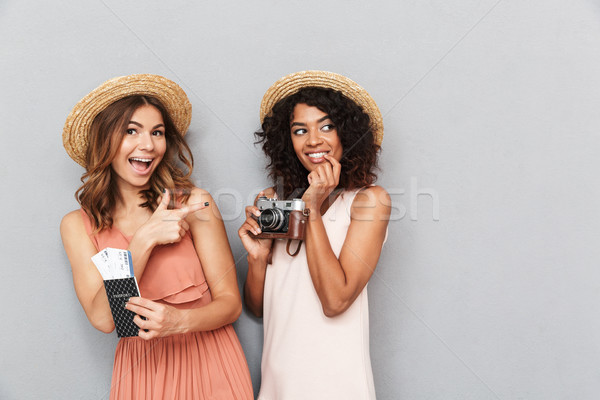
[129,121,165,129]
[290,115,332,127]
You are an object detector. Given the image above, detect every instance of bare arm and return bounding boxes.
[243,252,269,317]
[301,154,391,317]
[238,188,275,317]
[61,211,115,333]
[304,185,391,317]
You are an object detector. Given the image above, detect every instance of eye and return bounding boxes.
[126,128,137,135]
[152,130,165,137]
[292,128,307,136]
[321,123,336,132]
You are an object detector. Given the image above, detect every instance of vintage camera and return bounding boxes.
[255,197,309,240]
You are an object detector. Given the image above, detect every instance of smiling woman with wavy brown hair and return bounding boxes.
[61,74,252,399]
[76,94,194,232]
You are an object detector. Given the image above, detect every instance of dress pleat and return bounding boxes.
[109,326,252,399]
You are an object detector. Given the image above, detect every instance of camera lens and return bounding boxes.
[259,208,285,232]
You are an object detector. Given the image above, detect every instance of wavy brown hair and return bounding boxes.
[255,87,380,198]
[76,95,194,232]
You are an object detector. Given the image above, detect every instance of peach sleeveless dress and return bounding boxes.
[80,209,253,400]
[258,189,381,400]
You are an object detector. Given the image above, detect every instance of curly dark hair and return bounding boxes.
[255,87,380,198]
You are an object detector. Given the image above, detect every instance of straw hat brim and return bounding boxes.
[63,74,192,167]
[259,70,383,146]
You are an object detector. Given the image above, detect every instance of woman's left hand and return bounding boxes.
[125,297,185,340]
[302,154,342,213]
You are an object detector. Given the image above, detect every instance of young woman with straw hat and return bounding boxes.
[239,70,391,399]
[60,74,253,399]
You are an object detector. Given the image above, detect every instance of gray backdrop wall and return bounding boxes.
[1,1,599,399]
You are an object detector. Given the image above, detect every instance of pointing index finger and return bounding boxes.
[156,190,170,211]
[178,201,210,217]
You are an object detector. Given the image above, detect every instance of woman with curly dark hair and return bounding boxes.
[239,71,391,399]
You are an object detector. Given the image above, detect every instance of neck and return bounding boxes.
[115,185,147,215]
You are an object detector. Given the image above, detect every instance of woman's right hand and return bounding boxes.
[238,193,273,260]
[138,190,208,247]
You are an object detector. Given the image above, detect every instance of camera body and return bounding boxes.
[255,197,308,240]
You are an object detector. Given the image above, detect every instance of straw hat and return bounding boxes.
[260,70,383,146]
[63,74,192,167]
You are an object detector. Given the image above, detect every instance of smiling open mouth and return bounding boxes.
[307,151,329,159]
[129,157,153,171]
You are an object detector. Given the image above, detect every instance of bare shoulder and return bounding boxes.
[188,186,212,203]
[357,185,389,199]
[186,187,219,225]
[60,209,95,253]
[351,185,391,219]
[60,209,85,237]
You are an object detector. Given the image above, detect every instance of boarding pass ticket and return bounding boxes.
[91,248,134,280]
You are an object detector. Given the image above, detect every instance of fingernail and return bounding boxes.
[204,202,209,206]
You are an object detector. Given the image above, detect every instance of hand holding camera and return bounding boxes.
[238,191,275,261]
[239,190,310,261]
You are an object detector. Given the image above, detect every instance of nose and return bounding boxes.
[138,132,155,151]
[306,128,323,146]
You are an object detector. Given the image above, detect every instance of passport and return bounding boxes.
[103,277,141,337]
[92,248,141,337]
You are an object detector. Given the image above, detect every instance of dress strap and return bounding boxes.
[78,208,101,250]
[78,208,94,235]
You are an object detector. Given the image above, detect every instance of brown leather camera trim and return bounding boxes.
[255,210,307,241]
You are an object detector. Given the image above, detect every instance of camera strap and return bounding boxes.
[286,239,303,257]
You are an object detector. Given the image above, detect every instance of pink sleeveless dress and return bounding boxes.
[259,189,381,400]
[80,209,253,400]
